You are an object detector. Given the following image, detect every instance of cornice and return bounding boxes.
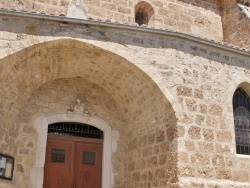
[0,8,249,57]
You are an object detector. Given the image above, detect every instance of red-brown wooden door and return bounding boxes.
[44,135,103,188]
[75,141,103,188]
[43,138,75,188]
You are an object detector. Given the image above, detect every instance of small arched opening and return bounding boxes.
[135,8,148,26]
[135,1,154,26]
[233,88,250,155]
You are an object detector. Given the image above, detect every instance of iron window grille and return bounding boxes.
[233,88,250,155]
[51,149,66,163]
[83,151,96,165]
[48,122,103,139]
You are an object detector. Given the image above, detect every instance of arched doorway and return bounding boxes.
[33,113,116,188]
[44,122,103,188]
[0,39,178,188]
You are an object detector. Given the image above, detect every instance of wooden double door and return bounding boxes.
[44,135,103,188]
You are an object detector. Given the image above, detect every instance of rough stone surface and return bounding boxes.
[0,0,223,41]
[221,1,250,48]
[0,1,249,188]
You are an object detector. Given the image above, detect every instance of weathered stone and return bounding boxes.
[0,1,249,188]
[203,128,214,141]
[156,130,165,142]
[188,126,201,139]
[198,142,213,153]
[177,86,192,97]
[178,152,189,163]
[185,99,197,112]
[16,164,24,173]
[197,167,214,178]
[185,141,195,151]
[234,170,249,182]
[195,114,205,125]
[191,153,210,165]
[216,131,232,142]
[19,149,29,155]
[194,89,204,99]
[179,165,195,177]
[208,104,223,116]
[216,169,232,180]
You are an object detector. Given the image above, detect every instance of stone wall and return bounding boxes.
[0,13,249,188]
[0,17,179,187]
[221,0,250,49]
[0,0,223,41]
[125,90,177,188]
[0,116,17,188]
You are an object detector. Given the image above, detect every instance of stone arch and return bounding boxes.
[0,38,179,122]
[236,82,250,97]
[1,37,182,119]
[0,39,178,188]
[135,1,154,25]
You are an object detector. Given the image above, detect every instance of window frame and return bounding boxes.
[233,88,250,155]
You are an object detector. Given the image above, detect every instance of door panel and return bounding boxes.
[44,135,103,188]
[75,141,103,188]
[44,139,74,188]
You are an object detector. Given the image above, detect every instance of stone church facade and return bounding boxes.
[0,0,249,188]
